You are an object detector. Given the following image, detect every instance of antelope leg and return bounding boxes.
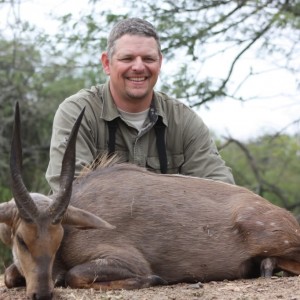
[65,259,167,290]
[260,257,300,277]
[276,258,300,275]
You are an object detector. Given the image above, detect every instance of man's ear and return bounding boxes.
[101,52,110,75]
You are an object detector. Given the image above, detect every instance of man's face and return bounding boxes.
[102,34,162,110]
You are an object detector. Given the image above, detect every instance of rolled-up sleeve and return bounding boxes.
[46,100,97,194]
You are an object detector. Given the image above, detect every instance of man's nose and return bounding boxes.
[132,57,145,71]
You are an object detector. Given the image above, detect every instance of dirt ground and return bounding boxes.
[1,274,300,300]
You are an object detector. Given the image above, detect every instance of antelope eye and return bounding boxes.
[16,235,28,251]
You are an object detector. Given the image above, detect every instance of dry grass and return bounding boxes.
[1,274,300,300]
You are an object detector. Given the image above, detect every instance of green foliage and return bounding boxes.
[219,134,300,213]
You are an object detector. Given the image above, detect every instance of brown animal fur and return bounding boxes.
[55,162,300,285]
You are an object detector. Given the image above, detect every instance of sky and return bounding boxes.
[2,0,300,141]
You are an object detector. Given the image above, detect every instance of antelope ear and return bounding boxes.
[0,223,12,247]
[0,201,16,226]
[62,206,115,230]
[0,201,16,247]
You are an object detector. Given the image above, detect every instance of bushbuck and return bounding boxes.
[1,103,300,300]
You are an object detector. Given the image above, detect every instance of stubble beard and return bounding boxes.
[125,87,150,103]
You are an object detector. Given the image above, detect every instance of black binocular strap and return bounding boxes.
[107,118,118,155]
[153,117,167,174]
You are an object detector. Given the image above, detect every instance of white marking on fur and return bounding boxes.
[94,258,109,266]
[255,221,264,226]
[130,197,135,216]
[236,216,244,222]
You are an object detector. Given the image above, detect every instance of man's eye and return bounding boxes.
[17,235,28,251]
[144,57,155,62]
[120,57,132,62]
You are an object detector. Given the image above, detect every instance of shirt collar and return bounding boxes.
[100,80,120,121]
[152,92,168,127]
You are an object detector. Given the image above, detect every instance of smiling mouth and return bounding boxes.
[127,77,147,82]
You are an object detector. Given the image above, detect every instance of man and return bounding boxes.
[46,18,235,194]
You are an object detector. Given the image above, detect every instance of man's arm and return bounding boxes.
[181,108,235,184]
[46,100,97,194]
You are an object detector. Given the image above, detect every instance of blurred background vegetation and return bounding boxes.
[0,0,299,272]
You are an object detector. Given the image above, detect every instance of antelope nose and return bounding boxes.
[32,291,53,300]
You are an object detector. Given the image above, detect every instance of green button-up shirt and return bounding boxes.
[46,81,235,193]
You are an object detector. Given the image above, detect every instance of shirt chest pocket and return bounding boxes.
[146,154,184,174]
